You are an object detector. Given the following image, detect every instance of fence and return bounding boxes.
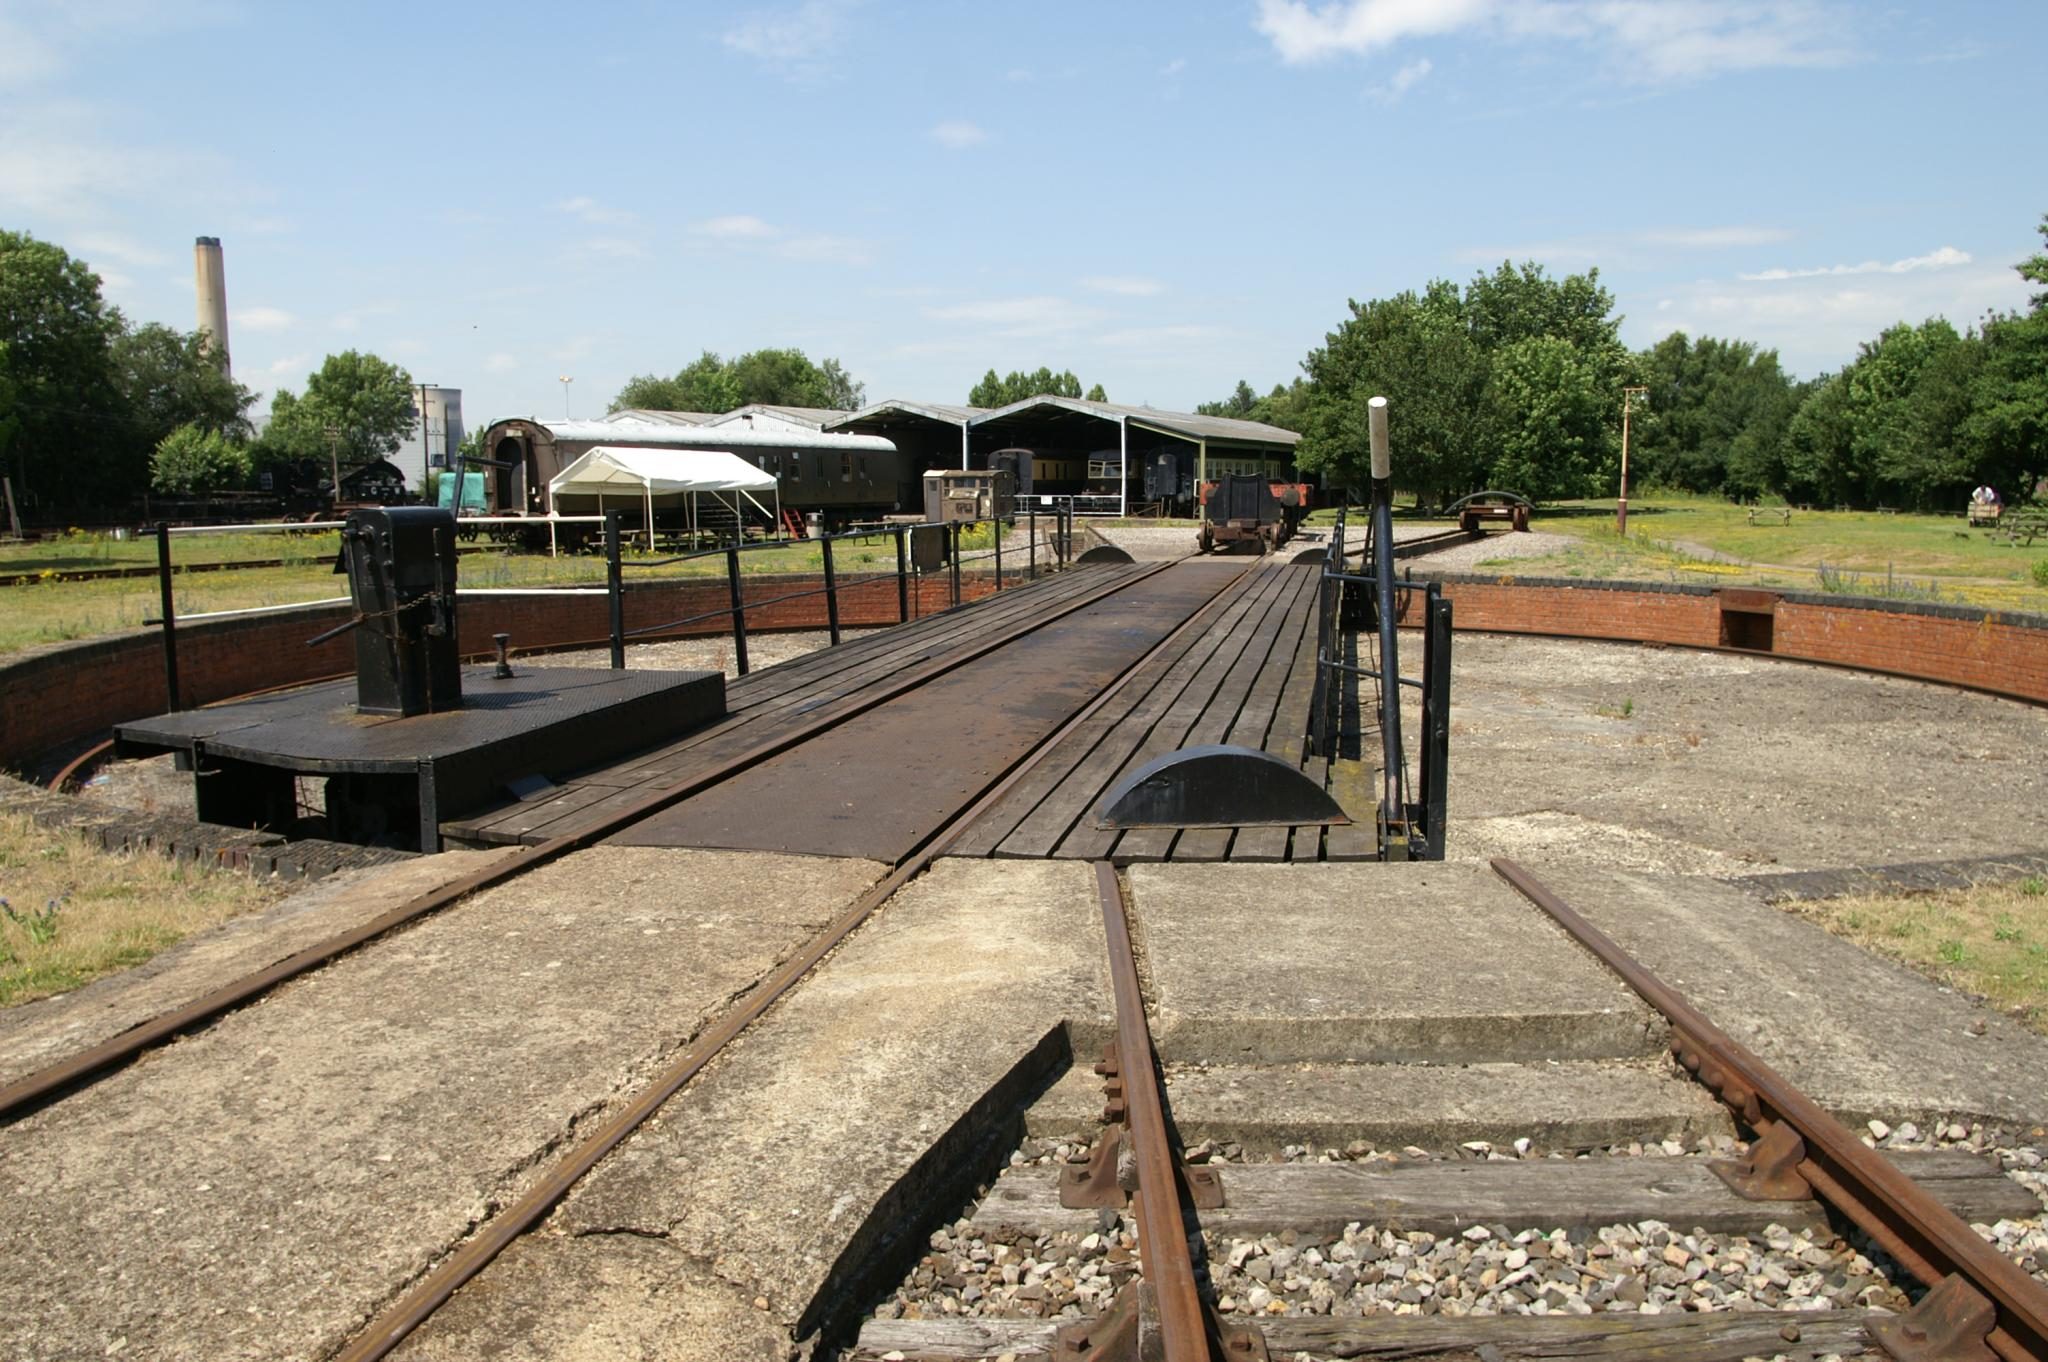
[141,501,1081,706]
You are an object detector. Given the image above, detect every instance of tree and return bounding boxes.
[259,350,415,470]
[0,229,124,505]
[1199,378,1310,432]
[1485,335,1615,501]
[150,423,251,494]
[1633,333,1797,494]
[1963,214,2048,504]
[966,367,1097,407]
[610,348,864,415]
[112,322,256,449]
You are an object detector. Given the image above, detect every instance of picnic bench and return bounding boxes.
[1746,506,1792,526]
[2001,507,2048,546]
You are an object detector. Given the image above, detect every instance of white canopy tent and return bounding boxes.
[546,445,780,550]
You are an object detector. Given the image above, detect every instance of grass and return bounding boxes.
[1521,493,2048,611]
[0,527,956,656]
[0,813,284,1007]
[1787,877,2048,1035]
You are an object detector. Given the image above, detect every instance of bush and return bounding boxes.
[2032,558,2048,589]
[150,424,251,494]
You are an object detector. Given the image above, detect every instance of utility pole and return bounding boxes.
[1617,386,1648,536]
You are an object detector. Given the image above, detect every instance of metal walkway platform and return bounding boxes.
[952,561,1375,862]
[439,564,1158,848]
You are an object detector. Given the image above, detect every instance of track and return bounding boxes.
[0,560,1249,1121]
[853,862,2048,1361]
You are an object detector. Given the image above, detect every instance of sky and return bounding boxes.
[2,0,2043,431]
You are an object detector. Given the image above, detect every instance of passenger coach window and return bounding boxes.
[841,453,852,482]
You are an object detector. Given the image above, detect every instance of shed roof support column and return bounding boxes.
[961,423,969,471]
[1198,439,1208,525]
[1119,417,1128,518]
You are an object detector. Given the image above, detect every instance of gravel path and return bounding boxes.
[1402,528,1578,572]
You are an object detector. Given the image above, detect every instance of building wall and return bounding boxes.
[392,387,465,491]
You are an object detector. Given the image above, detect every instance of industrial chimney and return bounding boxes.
[193,236,230,375]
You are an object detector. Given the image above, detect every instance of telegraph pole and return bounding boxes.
[1617,386,1648,535]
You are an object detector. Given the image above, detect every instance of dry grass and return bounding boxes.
[1787,876,2048,1035]
[0,813,285,1007]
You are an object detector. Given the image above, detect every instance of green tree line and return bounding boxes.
[1203,211,2048,511]
[611,349,865,415]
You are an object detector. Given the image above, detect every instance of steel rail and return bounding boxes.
[1492,858,2048,1362]
[332,562,1257,1362]
[0,561,1182,1122]
[1094,861,1215,1361]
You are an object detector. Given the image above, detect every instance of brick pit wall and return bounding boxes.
[1394,573,2047,706]
[4,569,2043,773]
[0,571,995,770]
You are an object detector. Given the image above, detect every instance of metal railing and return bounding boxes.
[1311,501,1453,861]
[600,500,1076,676]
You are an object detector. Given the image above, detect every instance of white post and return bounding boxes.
[1119,417,1128,519]
[961,422,969,471]
[1197,439,1208,525]
[643,480,654,549]
[549,516,558,558]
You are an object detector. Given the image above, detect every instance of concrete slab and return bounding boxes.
[1516,862,2048,1128]
[1027,1059,1729,1153]
[392,858,1110,1362]
[1129,862,1663,1065]
[0,847,517,1089]
[0,848,881,1362]
[1437,635,2048,874]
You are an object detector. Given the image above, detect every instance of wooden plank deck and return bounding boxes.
[953,560,1371,863]
[438,564,1150,847]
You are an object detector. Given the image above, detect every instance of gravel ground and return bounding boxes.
[1403,528,1579,572]
[867,1119,2046,1360]
[529,626,878,678]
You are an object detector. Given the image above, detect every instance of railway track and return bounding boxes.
[850,862,2048,1362]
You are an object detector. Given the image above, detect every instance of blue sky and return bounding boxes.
[2,0,2041,429]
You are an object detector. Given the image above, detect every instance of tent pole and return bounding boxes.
[549,516,557,558]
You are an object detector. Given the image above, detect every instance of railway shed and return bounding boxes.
[963,396,1304,515]
[472,413,898,522]
[823,399,986,473]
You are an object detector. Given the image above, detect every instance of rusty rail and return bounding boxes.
[1094,861,1213,1361]
[0,562,1185,1122]
[333,564,1255,1362]
[1492,858,2048,1362]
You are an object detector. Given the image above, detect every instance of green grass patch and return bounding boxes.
[0,814,285,1007]
[1787,879,2048,1035]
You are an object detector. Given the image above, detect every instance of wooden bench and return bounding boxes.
[2002,509,2048,546]
[1746,506,1792,526]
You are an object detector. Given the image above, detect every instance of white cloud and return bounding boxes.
[1629,251,2030,377]
[1081,276,1165,297]
[923,296,1109,338]
[723,0,856,77]
[1458,224,1792,266]
[1160,57,1187,76]
[929,120,987,150]
[556,195,636,226]
[1370,55,1432,101]
[265,354,308,378]
[73,230,167,268]
[1255,0,1859,84]
[1094,323,1231,348]
[695,214,779,240]
[232,306,294,332]
[574,236,648,260]
[486,353,519,372]
[1739,245,1971,282]
[691,215,872,266]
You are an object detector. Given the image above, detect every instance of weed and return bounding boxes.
[2033,559,2048,589]
[2023,876,2047,897]
[1937,939,1968,964]
[0,895,62,945]
[1994,916,2024,943]
[1622,697,1634,718]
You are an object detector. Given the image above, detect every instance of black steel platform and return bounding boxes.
[115,666,726,851]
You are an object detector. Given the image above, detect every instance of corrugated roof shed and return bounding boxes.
[823,399,987,430]
[605,409,719,426]
[515,417,893,452]
[970,395,1300,448]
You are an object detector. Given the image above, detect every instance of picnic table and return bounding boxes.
[1746,506,1792,526]
[2001,507,2048,546]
